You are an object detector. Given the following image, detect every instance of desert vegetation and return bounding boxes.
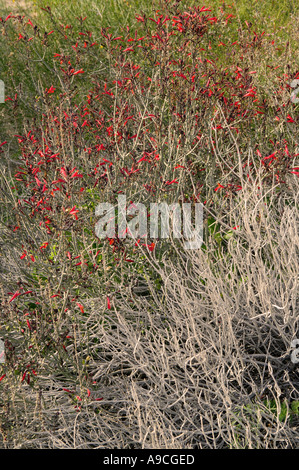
[0,0,298,448]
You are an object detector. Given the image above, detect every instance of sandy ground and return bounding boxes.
[2,0,29,8]
[1,0,35,14]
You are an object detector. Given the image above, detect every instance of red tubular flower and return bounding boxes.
[77,303,84,314]
[8,291,21,303]
[69,206,79,220]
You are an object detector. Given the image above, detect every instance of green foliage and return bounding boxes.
[231,398,299,448]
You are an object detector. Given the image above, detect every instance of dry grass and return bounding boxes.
[0,166,298,449]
